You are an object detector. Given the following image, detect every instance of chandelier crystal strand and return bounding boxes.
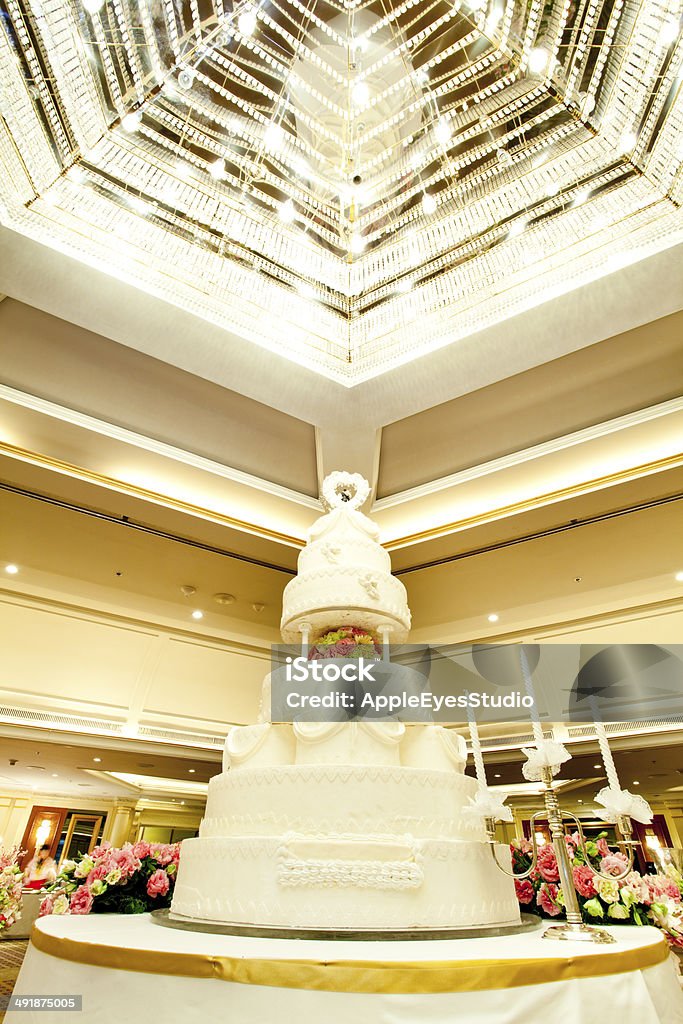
[589,694,621,791]
[519,646,544,747]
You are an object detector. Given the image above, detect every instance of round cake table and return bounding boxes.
[5,914,683,1023]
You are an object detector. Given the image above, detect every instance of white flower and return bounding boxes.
[52,894,70,915]
[73,855,94,879]
[598,878,619,903]
[104,868,122,885]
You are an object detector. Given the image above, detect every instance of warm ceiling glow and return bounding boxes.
[487,613,499,623]
[93,757,102,763]
[192,610,204,620]
[4,564,19,575]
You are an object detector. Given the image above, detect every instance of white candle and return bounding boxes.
[467,701,488,788]
[590,696,620,791]
[519,646,544,746]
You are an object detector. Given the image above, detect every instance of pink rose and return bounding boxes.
[515,879,535,905]
[599,853,629,877]
[573,865,597,898]
[69,886,94,915]
[146,869,170,898]
[152,845,176,867]
[132,842,151,860]
[39,895,54,917]
[537,883,563,917]
[86,863,108,886]
[91,841,112,859]
[596,837,610,858]
[111,847,141,879]
[537,845,560,883]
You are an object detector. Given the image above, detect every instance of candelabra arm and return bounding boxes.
[486,812,544,878]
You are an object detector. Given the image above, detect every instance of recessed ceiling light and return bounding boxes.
[93,757,102,763]
[191,610,204,620]
[278,198,295,223]
[121,111,142,132]
[494,773,501,778]
[487,613,499,623]
[51,773,59,778]
[619,130,637,154]
[180,800,186,805]
[633,780,640,785]
[264,122,284,152]
[4,564,19,575]
[237,7,257,36]
[593,764,601,769]
[434,119,452,145]
[422,192,437,214]
[528,47,549,74]
[188,769,196,773]
[675,571,683,582]
[350,232,366,254]
[577,798,583,803]
[351,80,370,106]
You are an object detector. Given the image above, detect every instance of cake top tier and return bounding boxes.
[280,471,411,642]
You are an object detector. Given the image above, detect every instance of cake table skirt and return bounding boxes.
[6,915,683,1023]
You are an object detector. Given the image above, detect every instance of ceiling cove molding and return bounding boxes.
[382,451,683,550]
[0,384,320,511]
[0,441,308,549]
[374,396,683,511]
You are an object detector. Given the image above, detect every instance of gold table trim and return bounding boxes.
[30,924,670,994]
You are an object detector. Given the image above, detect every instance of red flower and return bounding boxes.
[514,879,535,905]
[537,844,560,883]
[573,865,597,898]
[69,885,94,915]
[537,883,563,917]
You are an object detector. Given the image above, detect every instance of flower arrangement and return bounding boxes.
[511,833,683,946]
[0,846,25,932]
[39,841,181,917]
[308,626,382,660]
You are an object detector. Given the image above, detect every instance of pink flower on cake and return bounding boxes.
[537,883,563,917]
[537,845,560,883]
[146,869,170,898]
[69,885,94,915]
[599,853,629,877]
[514,879,535,905]
[573,865,597,898]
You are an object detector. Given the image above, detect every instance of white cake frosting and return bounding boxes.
[280,495,411,643]
[172,472,519,932]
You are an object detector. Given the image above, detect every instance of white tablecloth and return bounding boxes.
[6,914,683,1024]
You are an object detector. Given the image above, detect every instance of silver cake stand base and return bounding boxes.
[151,909,541,941]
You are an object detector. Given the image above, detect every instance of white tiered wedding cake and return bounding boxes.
[171,472,519,930]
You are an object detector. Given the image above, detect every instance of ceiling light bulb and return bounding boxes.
[237,6,257,36]
[351,80,370,106]
[528,47,550,74]
[121,111,142,132]
[209,158,225,180]
[434,119,451,144]
[350,232,366,254]
[422,191,437,214]
[264,122,284,151]
[487,613,499,623]
[178,68,195,89]
[573,187,590,205]
[188,768,196,773]
[83,0,105,13]
[5,564,19,574]
[279,198,295,223]
[485,4,503,29]
[466,0,486,11]
[508,219,526,237]
[676,571,683,582]
[619,130,637,154]
[191,610,204,620]
[93,757,102,763]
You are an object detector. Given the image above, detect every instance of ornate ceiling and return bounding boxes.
[0,0,681,381]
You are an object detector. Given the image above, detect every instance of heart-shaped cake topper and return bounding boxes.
[321,471,371,511]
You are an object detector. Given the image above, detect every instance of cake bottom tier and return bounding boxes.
[171,835,520,929]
